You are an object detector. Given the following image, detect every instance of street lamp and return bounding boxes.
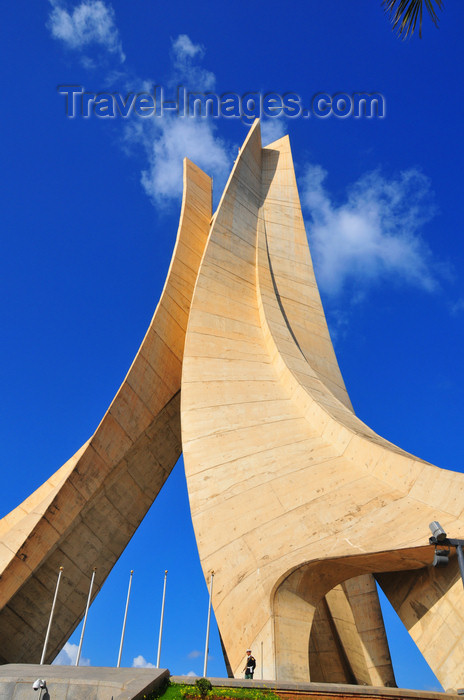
[428,521,464,587]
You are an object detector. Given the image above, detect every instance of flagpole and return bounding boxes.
[75,568,96,666]
[117,570,134,668]
[40,566,63,665]
[203,571,214,678]
[156,570,168,668]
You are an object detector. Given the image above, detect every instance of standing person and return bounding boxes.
[243,649,256,679]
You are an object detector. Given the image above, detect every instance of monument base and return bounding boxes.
[171,677,459,700]
[0,664,169,700]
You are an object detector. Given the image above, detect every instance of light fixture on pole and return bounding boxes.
[203,571,214,678]
[156,570,168,668]
[428,521,464,587]
[117,570,134,668]
[75,568,96,666]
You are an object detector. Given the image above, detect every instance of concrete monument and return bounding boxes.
[1,121,464,690]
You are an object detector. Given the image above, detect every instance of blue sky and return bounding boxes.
[1,0,464,689]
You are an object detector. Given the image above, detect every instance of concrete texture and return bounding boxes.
[0,664,169,700]
[0,159,212,664]
[180,121,464,688]
[2,121,464,690]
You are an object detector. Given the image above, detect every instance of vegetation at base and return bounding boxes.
[195,678,213,697]
[143,680,282,700]
[143,676,171,700]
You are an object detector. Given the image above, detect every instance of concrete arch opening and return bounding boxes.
[272,548,462,687]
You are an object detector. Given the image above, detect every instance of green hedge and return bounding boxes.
[143,680,282,700]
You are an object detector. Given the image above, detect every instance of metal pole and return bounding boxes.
[456,544,464,588]
[156,570,168,668]
[203,571,214,678]
[40,566,63,665]
[75,568,96,666]
[117,570,134,668]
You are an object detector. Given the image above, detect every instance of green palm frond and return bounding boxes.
[383,0,444,39]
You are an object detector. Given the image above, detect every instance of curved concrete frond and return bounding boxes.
[181,121,464,688]
[0,160,212,664]
[2,122,463,688]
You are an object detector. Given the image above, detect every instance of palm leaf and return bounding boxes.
[382,0,444,39]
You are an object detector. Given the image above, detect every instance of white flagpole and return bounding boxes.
[40,566,63,665]
[117,570,134,668]
[203,571,214,678]
[75,568,96,666]
[156,570,168,668]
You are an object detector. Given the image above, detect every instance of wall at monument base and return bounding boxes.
[0,159,212,664]
[0,664,170,700]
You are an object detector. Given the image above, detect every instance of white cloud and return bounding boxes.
[132,654,155,668]
[47,2,441,294]
[171,35,215,90]
[172,34,203,60]
[187,649,202,659]
[46,0,231,208]
[48,0,125,62]
[46,3,272,210]
[301,164,439,296]
[140,117,230,205]
[186,670,198,677]
[261,118,286,146]
[450,298,464,316]
[53,642,90,666]
[48,0,230,207]
[126,33,231,206]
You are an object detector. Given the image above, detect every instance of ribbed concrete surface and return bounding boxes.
[0,664,169,700]
[0,159,212,665]
[180,119,464,689]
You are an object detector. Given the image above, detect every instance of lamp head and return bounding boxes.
[429,521,447,541]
